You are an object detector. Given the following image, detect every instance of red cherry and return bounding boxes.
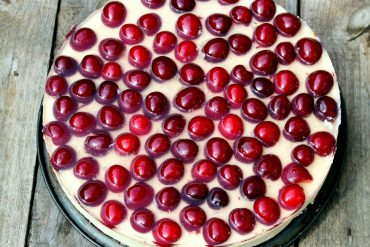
[155,187,181,211]
[179,63,205,85]
[251,77,274,98]
[130,208,155,233]
[105,165,131,192]
[171,0,196,12]
[69,112,96,136]
[162,114,186,137]
[274,13,301,37]
[253,196,280,225]
[123,70,151,91]
[206,67,230,93]
[219,114,244,140]
[205,137,233,165]
[174,87,205,112]
[70,79,96,103]
[102,1,126,27]
[151,56,178,81]
[118,89,142,114]
[119,24,144,45]
[228,34,252,55]
[131,155,156,181]
[234,137,263,163]
[203,218,231,245]
[152,219,182,245]
[45,75,68,96]
[129,114,152,136]
[231,65,253,85]
[176,13,202,40]
[78,180,107,206]
[202,38,230,62]
[275,42,296,65]
[268,95,291,120]
[206,14,232,36]
[70,28,97,51]
[73,157,99,180]
[240,176,266,199]
[274,70,299,95]
[50,145,76,171]
[292,144,315,166]
[229,208,255,234]
[283,116,311,142]
[217,165,243,190]
[241,98,268,123]
[254,121,280,147]
[145,133,171,158]
[141,0,165,9]
[100,200,127,227]
[53,96,76,121]
[96,80,118,104]
[308,131,336,156]
[295,38,323,65]
[84,131,113,156]
[188,116,215,141]
[230,6,252,25]
[138,13,161,35]
[158,158,184,185]
[115,133,140,155]
[205,96,230,120]
[207,187,229,209]
[314,96,338,121]
[54,56,77,77]
[180,206,206,231]
[292,93,314,117]
[98,105,124,130]
[144,92,169,120]
[43,121,71,146]
[253,154,282,180]
[281,162,313,184]
[219,0,239,4]
[124,182,154,210]
[307,70,334,97]
[279,184,306,210]
[175,40,198,63]
[102,62,123,81]
[171,139,199,163]
[192,159,217,182]
[224,84,247,108]
[250,50,278,75]
[181,182,209,205]
[254,23,277,47]
[129,45,152,69]
[99,38,125,61]
[251,0,276,21]
[153,31,178,54]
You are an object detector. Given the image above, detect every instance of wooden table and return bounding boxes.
[0,0,369,246]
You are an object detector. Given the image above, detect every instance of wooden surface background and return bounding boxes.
[0,0,369,246]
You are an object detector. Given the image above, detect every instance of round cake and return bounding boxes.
[42,0,341,246]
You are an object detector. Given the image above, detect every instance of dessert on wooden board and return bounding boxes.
[42,0,341,246]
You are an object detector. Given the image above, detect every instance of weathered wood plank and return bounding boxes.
[0,1,59,246]
[299,0,370,246]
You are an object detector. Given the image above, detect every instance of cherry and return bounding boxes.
[115,133,140,155]
[241,98,268,123]
[251,77,274,98]
[152,219,182,245]
[158,158,184,185]
[124,182,154,210]
[251,0,276,21]
[279,184,306,210]
[268,95,291,120]
[180,206,206,231]
[314,96,338,121]
[179,63,205,85]
[224,84,247,108]
[102,1,126,27]
[99,39,125,61]
[54,56,77,77]
[234,137,263,163]
[176,13,202,40]
[206,67,230,93]
[281,162,313,184]
[98,105,124,130]
[228,34,252,55]
[144,92,169,120]
[141,0,165,9]
[162,114,186,137]
[118,89,142,114]
[53,96,76,121]
[275,42,296,65]
[283,116,311,141]
[218,165,243,190]
[151,56,178,81]
[254,154,282,180]
[205,137,233,165]
[45,75,68,96]
[69,79,96,103]
[69,112,96,136]
[84,131,113,156]
[175,40,198,63]
[253,196,280,225]
[207,187,229,209]
[171,0,196,12]
[145,133,171,157]
[231,65,253,85]
[123,70,151,91]
[155,187,181,211]
[105,165,131,192]
[202,38,230,62]
[192,159,217,182]
[130,208,155,233]
[254,121,280,147]
[230,6,252,25]
[119,24,144,45]
[171,139,199,163]
[219,0,239,4]
[206,14,232,36]
[229,208,255,234]
[250,50,278,75]
[274,13,301,37]
[96,81,118,104]
[254,23,277,47]
[102,62,123,81]
[73,157,99,180]
[219,114,244,140]
[274,70,299,95]
[292,144,314,166]
[78,180,107,206]
[129,114,152,135]
[174,87,205,112]
[70,28,97,51]
[129,45,152,69]
[43,121,71,146]
[131,155,156,181]
[307,70,334,97]
[295,38,323,65]
[50,145,76,171]
[308,131,336,156]
[292,93,314,117]
[240,176,266,200]
[138,13,161,36]
[100,200,127,227]
[153,31,178,54]
[203,218,231,245]
[205,96,230,120]
[188,116,214,141]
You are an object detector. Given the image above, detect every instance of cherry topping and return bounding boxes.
[69,112,96,136]
[158,158,184,185]
[123,70,151,91]
[207,187,229,209]
[253,196,280,225]
[217,165,243,190]
[105,165,131,192]
[314,96,338,121]
[231,65,253,85]
[292,93,314,117]
[292,144,314,166]
[250,50,278,75]
[98,105,125,130]
[69,79,96,103]
[118,89,142,114]
[115,133,140,155]
[129,114,152,136]
[229,208,256,234]
[308,131,336,156]
[240,176,266,199]
[70,28,97,51]
[254,154,282,180]
[224,84,247,108]
[96,80,118,104]
[171,0,196,12]
[43,121,71,146]
[205,96,230,120]
[205,137,233,165]
[279,184,306,210]
[283,116,311,141]
[219,114,244,140]
[206,67,230,93]
[100,200,127,227]
[141,0,165,9]
[230,6,252,25]
[206,14,232,36]
[250,0,276,21]
[274,13,301,37]
[151,56,178,81]
[129,45,152,69]
[306,70,334,97]
[53,96,76,121]
[275,42,296,65]
[268,95,291,120]
[119,24,144,45]
[254,121,280,147]
[179,63,205,85]
[180,206,206,231]
[99,39,125,62]
[241,98,268,123]
[295,38,323,65]
[281,162,313,184]
[234,137,263,163]
[102,62,123,81]
[130,208,155,233]
[274,70,299,95]
[131,155,156,181]
[203,218,231,245]
[138,13,161,36]
[228,34,252,55]
[152,219,182,245]
[174,87,205,112]
[171,139,199,163]
[153,31,178,54]
[124,182,154,210]
[145,133,171,158]
[192,159,217,182]
[175,40,198,63]
[202,38,230,62]
[188,116,214,141]
[219,0,239,4]
[155,187,181,211]
[73,157,99,180]
[144,92,169,120]
[54,56,77,77]
[102,1,126,27]
[45,76,68,96]
[176,13,202,40]
[251,77,274,98]
[78,180,107,206]
[84,131,113,156]
[50,145,76,171]
[254,23,277,47]
[162,114,186,137]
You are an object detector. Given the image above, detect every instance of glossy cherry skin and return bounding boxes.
[219,114,244,140]
[69,112,96,136]
[181,182,209,205]
[219,0,239,5]
[97,105,124,130]
[251,0,276,21]
[274,70,299,95]
[54,56,78,77]
[203,218,231,245]
[158,158,184,185]
[292,93,314,117]
[70,28,97,51]
[171,139,199,163]
[176,13,202,40]
[179,63,205,85]
[102,62,123,81]
[151,56,178,81]
[175,40,198,63]
[283,116,311,142]
[152,219,182,245]
[171,0,196,12]
[84,131,113,156]
[114,133,140,155]
[50,145,76,171]
[206,14,232,36]
[174,87,205,112]
[69,79,96,103]
[99,38,125,61]
[231,65,253,85]
[188,116,215,141]
[138,13,161,36]
[100,200,127,227]
[295,38,323,65]
[224,84,247,108]
[118,89,142,114]
[202,38,230,62]
[144,92,169,120]
[53,96,76,121]
[179,206,206,231]
[292,144,315,166]
[241,98,268,123]
[217,165,243,190]
[314,96,338,121]
[230,6,252,25]
[102,1,126,27]
[124,182,155,210]
[307,70,334,97]
[153,31,178,54]
[78,180,107,206]
[254,23,277,47]
[268,95,291,120]
[192,159,217,182]
[119,24,144,45]
[105,165,131,192]
[228,34,252,55]
[207,187,229,209]
[206,67,230,93]
[130,208,155,233]
[254,154,282,180]
[96,81,118,104]
[234,137,263,163]
[229,208,256,234]
[130,155,156,181]
[253,196,280,225]
[129,45,152,69]
[274,13,302,37]
[275,42,296,65]
[45,75,68,96]
[162,114,186,137]
[129,114,152,136]
[205,96,230,120]
[123,70,151,91]
[73,157,99,180]
[279,184,306,210]
[155,187,181,211]
[240,176,266,200]
[141,0,165,9]
[254,121,280,147]
[145,133,171,158]
[308,131,336,156]
[251,77,274,98]
[43,121,71,146]
[205,137,233,165]
[281,162,313,184]
[250,50,278,76]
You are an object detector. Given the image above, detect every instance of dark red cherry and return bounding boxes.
[129,114,152,136]
[292,93,314,117]
[98,105,124,130]
[253,196,280,225]
[251,77,274,98]
[115,133,140,155]
[43,121,71,146]
[123,70,151,91]
[171,0,196,12]
[206,14,232,36]
[192,159,217,182]
[151,56,178,81]
[171,139,199,163]
[202,38,230,62]
[70,28,97,51]
[283,116,311,141]
[292,144,314,166]
[254,121,280,147]
[145,133,171,158]
[308,131,336,156]
[78,180,107,206]
[162,114,186,137]
[102,62,123,81]
[207,187,229,209]
[279,184,305,210]
[274,13,301,37]
[141,0,165,9]
[219,0,239,4]
[152,219,182,245]
[158,158,184,185]
[228,34,252,55]
[155,187,181,211]
[69,112,96,136]
[250,50,278,75]
[73,157,99,180]
[234,137,263,163]
[175,40,198,63]
[84,131,113,156]
[176,13,202,40]
[281,162,313,184]
[314,96,338,121]
[295,38,323,65]
[99,38,125,61]
[118,89,142,114]
[180,206,206,231]
[153,31,178,54]
[254,23,277,47]
[45,75,68,96]
[205,137,233,165]
[102,1,126,27]
[119,24,144,45]
[188,116,214,141]
[182,182,209,205]
[275,42,296,65]
[240,176,266,199]
[53,96,76,121]
[50,145,76,171]
[69,79,96,103]
[124,182,154,210]
[105,165,131,192]
[144,92,169,120]
[131,155,156,181]
[205,96,230,120]
[241,98,268,123]
[217,165,243,190]
[203,218,231,245]
[54,56,78,77]
[254,154,282,180]
[219,114,244,140]
[174,87,205,112]
[231,65,253,85]
[307,70,334,97]
[230,6,252,25]
[250,0,276,21]
[96,80,118,104]
[268,95,291,120]
[129,45,152,69]
[138,13,161,35]
[229,208,255,234]
[206,67,230,93]
[224,84,247,108]
[130,208,155,233]
[100,200,127,227]
[274,70,299,95]
[179,63,205,85]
